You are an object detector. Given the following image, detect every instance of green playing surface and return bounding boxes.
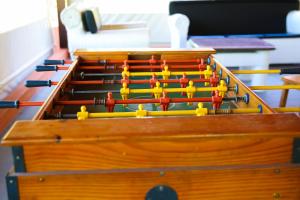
[62,75,232,114]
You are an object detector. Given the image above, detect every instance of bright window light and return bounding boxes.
[74,0,171,14]
[0,0,48,33]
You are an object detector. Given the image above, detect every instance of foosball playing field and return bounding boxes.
[1,49,300,200]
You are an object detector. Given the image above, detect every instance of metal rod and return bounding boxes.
[81,70,210,78]
[19,102,44,107]
[79,58,205,65]
[48,106,265,119]
[76,107,262,119]
[69,78,210,85]
[249,85,300,90]
[57,66,69,70]
[83,73,121,77]
[273,107,300,112]
[66,89,120,95]
[231,68,300,75]
[231,69,280,74]
[78,64,205,70]
[1,95,247,109]
[66,86,229,95]
[55,100,95,105]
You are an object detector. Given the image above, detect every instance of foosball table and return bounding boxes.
[1,49,300,200]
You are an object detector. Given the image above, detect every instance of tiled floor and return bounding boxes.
[0,71,299,199]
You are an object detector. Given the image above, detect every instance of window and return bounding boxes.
[0,0,49,33]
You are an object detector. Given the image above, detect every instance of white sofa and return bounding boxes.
[60,2,150,56]
[170,10,300,64]
[168,14,190,48]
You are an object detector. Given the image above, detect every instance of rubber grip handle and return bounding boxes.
[25,80,51,87]
[280,68,300,74]
[44,59,64,65]
[0,100,19,108]
[35,65,57,72]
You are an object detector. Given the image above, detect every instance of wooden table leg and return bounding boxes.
[279,82,289,107]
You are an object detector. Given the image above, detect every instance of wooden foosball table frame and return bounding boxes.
[1,49,300,200]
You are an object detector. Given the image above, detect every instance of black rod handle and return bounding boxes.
[25,80,52,87]
[44,59,64,65]
[0,101,19,108]
[35,65,57,72]
[280,68,300,74]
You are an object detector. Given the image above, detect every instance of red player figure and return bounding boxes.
[121,77,130,85]
[212,91,223,109]
[210,72,219,87]
[105,92,116,112]
[149,55,157,65]
[149,74,158,88]
[180,73,188,96]
[160,92,170,111]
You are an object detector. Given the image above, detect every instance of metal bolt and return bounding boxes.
[273,193,281,199]
[159,171,165,176]
[159,186,164,192]
[39,177,45,182]
[15,156,20,160]
[55,135,62,143]
[274,169,281,174]
[9,180,13,184]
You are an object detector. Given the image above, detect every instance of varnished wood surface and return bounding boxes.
[74,49,216,62]
[33,59,79,120]
[2,114,300,145]
[14,165,300,199]
[74,48,216,55]
[23,137,293,172]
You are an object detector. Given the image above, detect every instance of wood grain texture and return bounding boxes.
[2,114,300,145]
[16,165,300,200]
[73,49,216,64]
[23,137,293,172]
[74,49,216,57]
[33,59,79,120]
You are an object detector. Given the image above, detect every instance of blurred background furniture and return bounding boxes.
[168,13,190,48]
[170,0,300,64]
[60,2,150,56]
[190,38,275,86]
[279,75,300,107]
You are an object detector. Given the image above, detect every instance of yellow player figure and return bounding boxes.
[186,81,196,105]
[120,82,129,106]
[161,65,171,87]
[217,80,227,97]
[122,66,130,78]
[153,81,163,106]
[204,65,212,86]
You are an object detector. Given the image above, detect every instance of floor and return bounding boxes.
[0,45,299,199]
[0,27,69,200]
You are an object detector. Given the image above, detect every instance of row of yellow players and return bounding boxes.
[121,65,213,87]
[120,80,227,101]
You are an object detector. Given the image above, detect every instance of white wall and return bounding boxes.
[0,0,53,98]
